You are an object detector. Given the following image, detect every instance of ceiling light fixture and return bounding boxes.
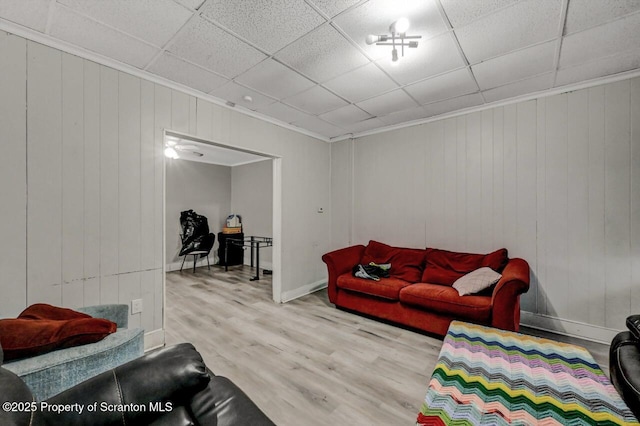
[366,17,421,63]
[164,146,179,159]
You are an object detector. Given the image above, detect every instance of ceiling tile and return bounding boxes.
[472,41,556,90]
[404,68,478,104]
[57,0,192,47]
[319,104,371,126]
[377,105,430,126]
[235,59,315,99]
[147,52,228,93]
[440,0,519,28]
[356,89,419,116]
[276,23,369,82]
[283,85,349,115]
[255,102,311,124]
[174,0,205,10]
[555,49,640,87]
[167,16,266,78]
[0,0,50,32]
[290,114,345,138]
[376,31,466,85]
[482,73,554,103]
[560,12,640,68]
[323,63,398,103]
[456,0,562,65]
[200,0,324,54]
[422,92,484,117]
[334,0,448,61]
[565,0,640,35]
[50,6,159,68]
[306,0,362,18]
[210,81,276,111]
[342,117,386,134]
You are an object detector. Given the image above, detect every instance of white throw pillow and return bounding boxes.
[452,267,502,296]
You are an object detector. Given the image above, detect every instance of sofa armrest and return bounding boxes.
[77,304,129,329]
[490,258,530,331]
[34,343,209,426]
[610,331,640,419]
[189,374,275,425]
[322,245,365,303]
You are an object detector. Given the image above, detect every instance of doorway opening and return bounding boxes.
[162,130,282,308]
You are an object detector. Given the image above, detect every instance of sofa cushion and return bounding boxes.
[0,317,117,361]
[453,267,502,296]
[361,240,425,283]
[337,273,412,300]
[399,283,491,322]
[421,248,508,285]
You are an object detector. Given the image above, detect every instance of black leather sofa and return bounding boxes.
[610,315,640,420]
[1,342,274,426]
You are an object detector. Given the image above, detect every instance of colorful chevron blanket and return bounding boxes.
[417,321,638,425]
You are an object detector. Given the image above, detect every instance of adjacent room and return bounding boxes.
[1,1,639,425]
[164,135,274,279]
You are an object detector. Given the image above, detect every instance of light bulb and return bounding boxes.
[366,34,379,45]
[391,17,410,34]
[164,147,179,159]
[392,48,399,63]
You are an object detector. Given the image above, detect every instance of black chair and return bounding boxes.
[180,232,216,273]
[610,315,640,419]
[0,343,274,425]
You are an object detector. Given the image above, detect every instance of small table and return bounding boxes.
[224,236,273,281]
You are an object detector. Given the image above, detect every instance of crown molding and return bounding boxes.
[0,18,330,143]
[329,67,640,142]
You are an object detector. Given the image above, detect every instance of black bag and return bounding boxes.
[179,210,210,256]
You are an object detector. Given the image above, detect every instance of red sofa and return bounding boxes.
[321,241,530,336]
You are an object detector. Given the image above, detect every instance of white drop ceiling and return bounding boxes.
[1,0,639,141]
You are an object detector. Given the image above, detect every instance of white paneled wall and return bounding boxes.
[330,140,352,250]
[1,37,164,332]
[27,41,63,306]
[0,32,27,317]
[0,31,332,327]
[335,76,640,341]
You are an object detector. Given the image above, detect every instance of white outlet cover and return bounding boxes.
[131,299,143,314]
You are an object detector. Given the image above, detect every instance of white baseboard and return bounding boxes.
[281,279,327,303]
[144,329,165,352]
[520,311,622,344]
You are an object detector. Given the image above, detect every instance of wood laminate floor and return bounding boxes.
[164,266,611,425]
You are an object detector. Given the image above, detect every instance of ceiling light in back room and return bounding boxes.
[164,146,179,159]
[243,95,253,103]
